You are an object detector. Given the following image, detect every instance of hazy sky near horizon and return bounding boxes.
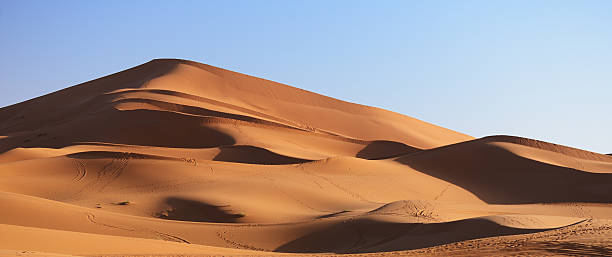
[1,0,610,153]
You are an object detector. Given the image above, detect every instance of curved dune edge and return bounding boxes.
[479,135,612,162]
[0,59,611,256]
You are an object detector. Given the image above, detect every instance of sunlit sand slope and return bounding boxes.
[1,59,610,256]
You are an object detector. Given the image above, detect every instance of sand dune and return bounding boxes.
[1,59,611,256]
[395,136,612,204]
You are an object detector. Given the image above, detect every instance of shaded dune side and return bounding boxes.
[395,136,612,204]
[0,109,237,152]
[0,60,180,134]
[274,217,570,253]
[356,141,420,160]
[157,197,245,223]
[214,145,310,164]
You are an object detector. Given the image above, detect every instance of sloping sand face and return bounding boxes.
[0,59,611,256]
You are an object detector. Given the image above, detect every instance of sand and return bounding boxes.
[0,59,610,256]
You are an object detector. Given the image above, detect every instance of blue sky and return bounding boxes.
[1,0,610,153]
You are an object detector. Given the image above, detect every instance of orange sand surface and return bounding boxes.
[1,59,610,256]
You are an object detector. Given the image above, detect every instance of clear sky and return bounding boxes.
[1,1,610,153]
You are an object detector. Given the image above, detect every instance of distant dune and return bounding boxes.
[1,59,610,256]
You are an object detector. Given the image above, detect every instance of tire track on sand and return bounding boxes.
[74,152,131,196]
[97,152,131,191]
[71,159,87,182]
[85,212,190,243]
[215,230,266,251]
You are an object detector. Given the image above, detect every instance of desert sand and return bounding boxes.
[0,59,611,256]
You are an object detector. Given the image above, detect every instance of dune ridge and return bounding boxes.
[479,135,612,161]
[1,59,610,256]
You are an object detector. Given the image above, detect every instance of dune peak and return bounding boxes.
[1,59,611,257]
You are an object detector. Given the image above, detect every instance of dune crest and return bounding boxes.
[1,59,610,256]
